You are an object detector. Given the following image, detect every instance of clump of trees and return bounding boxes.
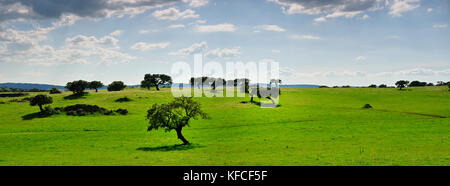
[141,74,172,91]
[107,81,126,91]
[88,81,104,92]
[30,95,53,113]
[379,84,387,88]
[408,81,427,87]
[49,87,61,94]
[368,84,377,88]
[0,87,47,92]
[146,96,209,145]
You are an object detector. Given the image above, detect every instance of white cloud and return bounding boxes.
[290,34,321,40]
[152,7,199,21]
[194,23,236,32]
[196,20,207,24]
[355,56,366,61]
[110,30,124,36]
[169,41,208,56]
[206,47,241,59]
[270,0,422,21]
[183,0,209,8]
[433,24,447,29]
[362,14,369,19]
[272,49,281,53]
[0,21,135,66]
[377,68,450,76]
[168,24,185,29]
[139,29,159,34]
[130,42,170,51]
[65,35,120,49]
[427,8,433,13]
[255,24,286,32]
[314,17,326,22]
[388,0,421,17]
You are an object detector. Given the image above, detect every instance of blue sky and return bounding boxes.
[0,0,449,86]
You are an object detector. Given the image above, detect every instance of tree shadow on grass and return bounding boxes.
[136,143,204,152]
[63,93,88,100]
[22,112,53,120]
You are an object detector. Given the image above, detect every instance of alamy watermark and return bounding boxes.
[170,54,280,108]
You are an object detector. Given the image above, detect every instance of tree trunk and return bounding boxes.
[95,88,98,92]
[250,96,254,102]
[38,104,43,113]
[176,127,189,145]
[156,85,160,91]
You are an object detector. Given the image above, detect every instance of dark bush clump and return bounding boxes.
[362,104,373,109]
[115,109,128,115]
[0,101,5,104]
[49,87,62,94]
[0,93,29,97]
[61,104,128,116]
[115,97,132,102]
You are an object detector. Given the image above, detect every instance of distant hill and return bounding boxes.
[0,83,66,90]
[0,83,321,91]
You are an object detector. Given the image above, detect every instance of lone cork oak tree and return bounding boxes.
[146,96,209,145]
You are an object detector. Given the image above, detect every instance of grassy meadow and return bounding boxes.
[0,86,449,165]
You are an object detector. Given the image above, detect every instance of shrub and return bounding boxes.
[368,84,377,88]
[115,97,132,102]
[0,93,29,97]
[115,109,128,115]
[61,104,128,116]
[362,104,373,109]
[379,84,387,88]
[107,81,126,91]
[49,87,61,94]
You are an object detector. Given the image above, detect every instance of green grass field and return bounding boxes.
[0,87,449,165]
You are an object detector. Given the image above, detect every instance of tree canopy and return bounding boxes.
[141,74,172,91]
[107,81,126,91]
[65,80,89,95]
[89,81,104,92]
[146,96,209,145]
[395,80,409,90]
[30,95,53,112]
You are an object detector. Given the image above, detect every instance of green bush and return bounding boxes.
[107,81,126,91]
[115,97,132,102]
[49,88,61,94]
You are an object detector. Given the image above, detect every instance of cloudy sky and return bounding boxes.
[0,0,449,86]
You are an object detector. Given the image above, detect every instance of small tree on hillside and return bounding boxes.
[146,96,209,145]
[379,84,387,88]
[141,74,172,91]
[89,81,104,92]
[368,84,377,88]
[49,87,61,94]
[30,95,53,113]
[66,80,89,95]
[141,74,153,90]
[107,81,126,91]
[395,80,409,90]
